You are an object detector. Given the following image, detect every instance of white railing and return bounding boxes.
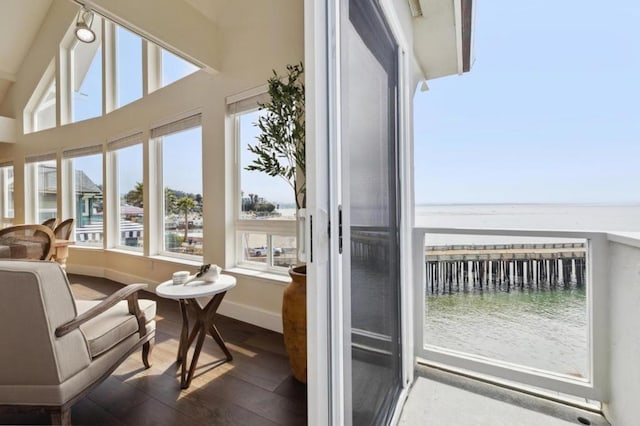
[412,227,610,401]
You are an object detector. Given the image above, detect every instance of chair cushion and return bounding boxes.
[75,299,156,358]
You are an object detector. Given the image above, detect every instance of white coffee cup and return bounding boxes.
[172,271,190,285]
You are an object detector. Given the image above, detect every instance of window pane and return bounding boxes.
[71,18,103,122]
[71,154,103,247]
[37,161,57,223]
[161,49,198,87]
[162,127,203,257]
[34,80,56,131]
[423,232,589,379]
[240,232,268,265]
[116,25,142,108]
[272,235,297,268]
[0,165,14,226]
[239,110,296,220]
[117,144,143,250]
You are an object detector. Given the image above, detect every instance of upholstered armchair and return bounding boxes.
[0,260,156,425]
[0,224,55,260]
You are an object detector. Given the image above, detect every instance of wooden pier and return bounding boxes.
[425,243,586,295]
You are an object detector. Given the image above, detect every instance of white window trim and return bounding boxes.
[107,134,144,252]
[62,146,105,247]
[25,154,57,224]
[0,162,14,224]
[150,115,204,261]
[230,106,298,274]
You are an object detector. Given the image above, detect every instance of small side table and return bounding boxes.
[156,275,236,389]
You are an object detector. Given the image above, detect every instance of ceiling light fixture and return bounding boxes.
[75,7,96,43]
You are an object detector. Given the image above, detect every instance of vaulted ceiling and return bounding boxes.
[0,0,225,110]
[0,0,53,107]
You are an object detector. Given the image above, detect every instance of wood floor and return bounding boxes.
[0,274,307,426]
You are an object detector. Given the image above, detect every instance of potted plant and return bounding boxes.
[246,63,307,382]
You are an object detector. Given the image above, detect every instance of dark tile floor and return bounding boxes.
[0,274,307,425]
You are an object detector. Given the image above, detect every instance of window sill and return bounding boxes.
[150,254,202,267]
[105,248,145,257]
[68,245,103,251]
[225,266,291,286]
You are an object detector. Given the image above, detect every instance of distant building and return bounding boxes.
[37,164,102,225]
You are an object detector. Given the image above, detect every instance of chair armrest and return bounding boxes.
[55,283,148,338]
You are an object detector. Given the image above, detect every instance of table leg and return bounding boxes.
[177,300,189,384]
[183,323,207,389]
[209,323,233,361]
[176,292,232,389]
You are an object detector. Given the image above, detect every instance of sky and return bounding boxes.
[414,0,640,204]
[72,3,640,206]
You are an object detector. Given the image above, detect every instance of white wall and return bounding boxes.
[0,0,303,332]
[603,240,640,424]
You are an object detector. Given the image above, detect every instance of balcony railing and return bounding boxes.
[412,227,610,401]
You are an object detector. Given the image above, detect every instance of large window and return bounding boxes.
[235,108,297,271]
[25,156,58,223]
[108,135,144,251]
[63,147,103,247]
[70,17,103,122]
[152,116,203,258]
[115,25,143,108]
[0,163,14,227]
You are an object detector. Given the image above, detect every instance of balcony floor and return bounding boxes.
[0,274,307,426]
[400,365,608,426]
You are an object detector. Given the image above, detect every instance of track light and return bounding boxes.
[75,7,96,43]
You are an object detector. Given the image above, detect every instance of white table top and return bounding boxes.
[156,274,236,300]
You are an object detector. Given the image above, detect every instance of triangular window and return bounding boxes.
[24,59,56,133]
[161,48,199,87]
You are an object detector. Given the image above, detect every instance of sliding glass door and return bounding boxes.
[338,0,402,424]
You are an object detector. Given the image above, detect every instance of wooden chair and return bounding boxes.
[53,218,74,240]
[0,260,156,425]
[42,217,59,230]
[0,224,55,260]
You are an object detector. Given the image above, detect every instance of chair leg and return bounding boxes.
[50,407,71,426]
[143,337,154,368]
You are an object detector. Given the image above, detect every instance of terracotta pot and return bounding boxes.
[283,265,307,383]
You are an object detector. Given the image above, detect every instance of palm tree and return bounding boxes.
[176,197,196,242]
[165,188,177,214]
[125,182,144,207]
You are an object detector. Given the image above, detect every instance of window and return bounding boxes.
[25,156,57,223]
[161,48,199,87]
[63,147,103,247]
[0,163,14,227]
[234,108,297,271]
[71,17,103,122]
[115,25,143,108]
[24,59,56,133]
[151,115,203,258]
[108,134,144,251]
[34,80,56,131]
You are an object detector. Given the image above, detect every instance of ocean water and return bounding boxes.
[418,204,640,380]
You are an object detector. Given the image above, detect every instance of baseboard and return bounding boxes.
[66,265,283,333]
[104,269,153,286]
[218,299,283,333]
[65,264,105,278]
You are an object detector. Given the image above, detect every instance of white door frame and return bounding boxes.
[305,0,419,424]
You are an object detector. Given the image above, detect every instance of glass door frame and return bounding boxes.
[303,0,418,424]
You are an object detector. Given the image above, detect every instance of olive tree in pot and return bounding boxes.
[246,63,307,383]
